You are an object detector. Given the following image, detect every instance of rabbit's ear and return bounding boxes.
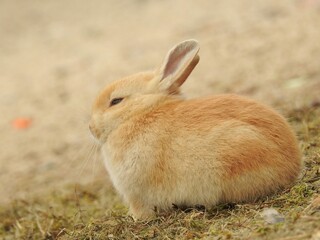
[157,40,200,94]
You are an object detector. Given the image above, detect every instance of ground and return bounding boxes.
[0,0,319,239]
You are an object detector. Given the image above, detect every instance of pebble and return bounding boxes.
[261,208,285,224]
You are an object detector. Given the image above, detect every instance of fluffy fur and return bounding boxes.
[89,40,301,219]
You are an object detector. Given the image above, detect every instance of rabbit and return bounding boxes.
[89,40,302,219]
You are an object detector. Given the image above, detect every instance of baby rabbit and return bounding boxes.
[89,40,301,219]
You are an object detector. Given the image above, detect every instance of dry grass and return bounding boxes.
[1,105,319,240]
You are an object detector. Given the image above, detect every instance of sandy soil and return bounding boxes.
[0,0,319,204]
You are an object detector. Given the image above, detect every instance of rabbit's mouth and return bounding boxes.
[89,121,100,140]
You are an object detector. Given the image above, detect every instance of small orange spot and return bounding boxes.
[12,118,32,129]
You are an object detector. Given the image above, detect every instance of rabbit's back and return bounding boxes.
[131,94,302,203]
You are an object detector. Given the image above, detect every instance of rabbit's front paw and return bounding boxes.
[129,201,155,220]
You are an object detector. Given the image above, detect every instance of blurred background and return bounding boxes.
[0,0,319,204]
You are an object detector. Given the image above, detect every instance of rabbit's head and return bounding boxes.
[89,40,200,143]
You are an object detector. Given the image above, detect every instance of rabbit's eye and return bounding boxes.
[110,98,123,107]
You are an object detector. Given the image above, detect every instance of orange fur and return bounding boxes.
[89,40,302,219]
